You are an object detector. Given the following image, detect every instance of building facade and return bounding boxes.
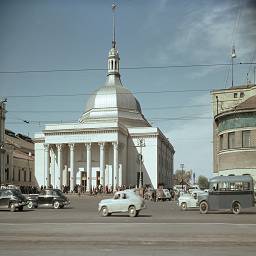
[1,129,35,186]
[34,29,175,191]
[211,85,256,185]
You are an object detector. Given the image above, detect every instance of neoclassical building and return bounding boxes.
[211,84,256,185]
[34,25,175,191]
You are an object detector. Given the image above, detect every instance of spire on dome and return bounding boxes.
[112,3,117,49]
[106,3,122,86]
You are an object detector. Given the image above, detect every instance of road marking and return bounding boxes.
[1,222,256,226]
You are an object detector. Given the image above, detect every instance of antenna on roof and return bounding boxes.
[231,45,236,87]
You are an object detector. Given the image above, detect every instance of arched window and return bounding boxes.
[111,60,113,70]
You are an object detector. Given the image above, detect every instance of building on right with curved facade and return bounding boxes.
[211,84,256,187]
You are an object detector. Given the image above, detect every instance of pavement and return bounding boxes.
[1,197,256,255]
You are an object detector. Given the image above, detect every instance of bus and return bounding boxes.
[198,175,254,214]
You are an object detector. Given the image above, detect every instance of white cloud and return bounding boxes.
[150,1,256,78]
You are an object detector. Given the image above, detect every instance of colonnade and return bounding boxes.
[43,142,119,192]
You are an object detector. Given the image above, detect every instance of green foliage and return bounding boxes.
[198,175,209,189]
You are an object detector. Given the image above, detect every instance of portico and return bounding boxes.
[39,125,123,191]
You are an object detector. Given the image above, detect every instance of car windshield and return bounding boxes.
[12,189,23,197]
[54,189,65,197]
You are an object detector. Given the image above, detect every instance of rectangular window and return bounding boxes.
[29,171,32,182]
[219,134,224,150]
[234,93,238,98]
[242,130,251,147]
[6,168,9,181]
[240,92,244,98]
[228,132,235,149]
[18,170,21,181]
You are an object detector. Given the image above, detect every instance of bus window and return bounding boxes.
[219,182,228,191]
[234,182,243,191]
[243,182,250,190]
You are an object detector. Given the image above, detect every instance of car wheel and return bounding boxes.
[128,206,137,217]
[10,203,16,212]
[180,202,187,211]
[199,201,208,214]
[100,206,109,217]
[232,201,241,215]
[53,201,60,209]
[27,201,34,209]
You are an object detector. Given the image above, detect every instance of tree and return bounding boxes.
[198,175,209,189]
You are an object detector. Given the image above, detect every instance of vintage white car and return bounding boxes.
[178,190,207,211]
[98,190,146,217]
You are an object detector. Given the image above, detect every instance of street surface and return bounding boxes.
[1,195,256,255]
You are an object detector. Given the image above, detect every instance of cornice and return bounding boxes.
[218,147,256,155]
[44,128,118,136]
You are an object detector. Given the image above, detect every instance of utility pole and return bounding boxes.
[136,138,145,188]
[0,99,7,186]
[180,163,184,190]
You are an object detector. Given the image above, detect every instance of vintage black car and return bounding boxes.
[27,189,70,209]
[0,188,28,212]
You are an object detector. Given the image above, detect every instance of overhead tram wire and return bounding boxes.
[6,116,212,126]
[246,47,256,84]
[4,88,211,98]
[0,62,255,75]
[7,104,211,113]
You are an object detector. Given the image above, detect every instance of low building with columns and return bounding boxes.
[34,32,175,192]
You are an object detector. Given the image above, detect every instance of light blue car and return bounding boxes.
[98,190,146,217]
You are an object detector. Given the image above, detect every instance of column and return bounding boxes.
[63,165,68,187]
[57,144,63,189]
[44,144,50,188]
[69,143,75,192]
[99,142,105,189]
[86,143,92,192]
[50,148,55,188]
[112,142,119,190]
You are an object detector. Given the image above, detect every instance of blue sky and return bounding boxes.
[1,0,255,179]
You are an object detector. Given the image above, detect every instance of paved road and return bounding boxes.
[1,196,256,255]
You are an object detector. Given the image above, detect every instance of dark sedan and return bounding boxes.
[27,189,70,209]
[0,188,28,212]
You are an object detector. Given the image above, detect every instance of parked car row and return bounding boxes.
[2,175,255,216]
[0,188,70,212]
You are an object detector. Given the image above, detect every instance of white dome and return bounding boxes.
[79,44,150,127]
[85,84,142,113]
[79,82,150,127]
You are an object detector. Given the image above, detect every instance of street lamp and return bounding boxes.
[180,164,184,190]
[137,138,145,188]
